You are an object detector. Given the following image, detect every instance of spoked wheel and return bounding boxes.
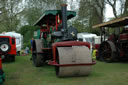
[98,41,117,62]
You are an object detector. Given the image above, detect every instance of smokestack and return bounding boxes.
[61,4,67,30]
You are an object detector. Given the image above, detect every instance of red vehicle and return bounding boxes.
[0,36,16,62]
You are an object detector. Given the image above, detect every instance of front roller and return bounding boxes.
[55,46,95,77]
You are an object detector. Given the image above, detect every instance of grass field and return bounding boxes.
[2,55,128,85]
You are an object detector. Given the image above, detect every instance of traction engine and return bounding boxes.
[32,4,96,77]
[93,17,128,62]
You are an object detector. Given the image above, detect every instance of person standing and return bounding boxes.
[30,38,34,52]
[30,38,33,60]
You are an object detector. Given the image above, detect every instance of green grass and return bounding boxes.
[2,55,128,85]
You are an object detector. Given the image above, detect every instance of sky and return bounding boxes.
[105,1,121,21]
[67,0,122,22]
[105,4,114,21]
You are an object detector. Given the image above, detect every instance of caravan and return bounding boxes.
[77,32,100,54]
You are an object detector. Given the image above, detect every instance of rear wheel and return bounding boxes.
[32,53,45,67]
[11,55,15,62]
[98,41,117,62]
[0,41,11,54]
[32,39,45,67]
[55,48,60,77]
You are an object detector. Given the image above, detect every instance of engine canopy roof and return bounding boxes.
[34,10,76,26]
[93,17,128,28]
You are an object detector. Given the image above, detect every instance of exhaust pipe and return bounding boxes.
[61,4,68,40]
[61,4,67,30]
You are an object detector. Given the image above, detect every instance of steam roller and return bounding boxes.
[32,4,96,77]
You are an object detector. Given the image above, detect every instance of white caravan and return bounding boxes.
[1,32,23,54]
[77,32,98,54]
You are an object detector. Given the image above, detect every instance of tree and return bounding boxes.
[89,0,105,27]
[0,0,24,32]
[73,0,105,34]
[18,25,39,48]
[22,0,66,25]
[105,0,118,18]
[105,0,126,18]
[123,0,128,16]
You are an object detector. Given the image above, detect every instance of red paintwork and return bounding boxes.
[42,48,52,50]
[95,44,100,49]
[108,34,115,41]
[49,60,96,67]
[0,36,16,55]
[56,15,58,31]
[9,37,16,55]
[40,15,62,34]
[56,15,62,31]
[120,50,124,57]
[120,33,128,40]
[48,41,96,66]
[40,28,49,32]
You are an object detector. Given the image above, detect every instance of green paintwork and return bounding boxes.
[34,10,76,26]
[44,10,76,17]
[33,29,40,39]
[43,38,48,48]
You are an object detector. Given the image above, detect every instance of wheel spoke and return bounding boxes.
[98,41,115,62]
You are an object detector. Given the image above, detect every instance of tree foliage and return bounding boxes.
[22,0,66,25]
[72,0,105,35]
[123,0,128,16]
[105,0,127,18]
[0,0,24,32]
[18,25,39,48]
